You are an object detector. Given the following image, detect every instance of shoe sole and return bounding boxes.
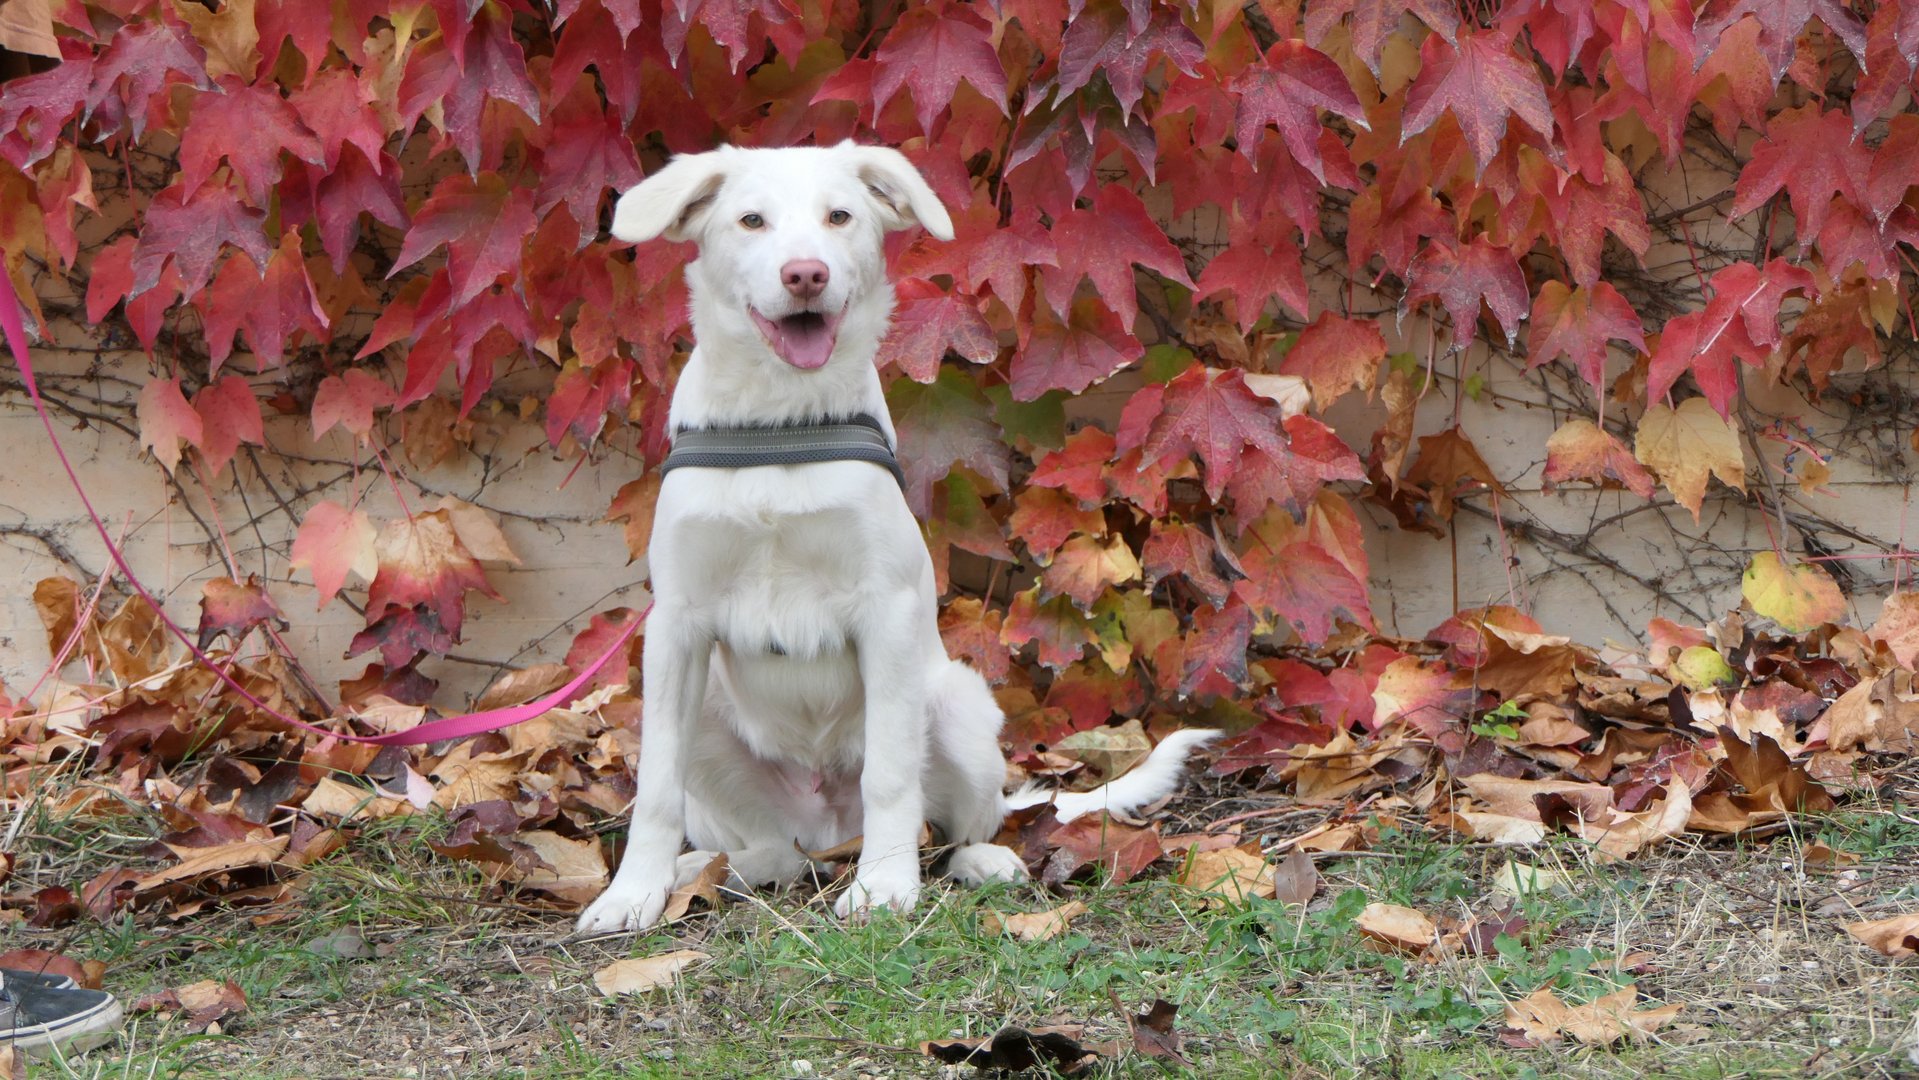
[5,997,124,1060]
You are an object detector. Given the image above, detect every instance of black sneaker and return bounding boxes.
[0,971,122,1058]
[1,968,77,991]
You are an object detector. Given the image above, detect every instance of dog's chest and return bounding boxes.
[669,498,869,657]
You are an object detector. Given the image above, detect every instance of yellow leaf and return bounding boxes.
[1742,552,1845,633]
[170,0,259,82]
[1634,398,1744,520]
[1672,645,1737,690]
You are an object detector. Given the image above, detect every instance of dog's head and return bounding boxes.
[610,142,952,372]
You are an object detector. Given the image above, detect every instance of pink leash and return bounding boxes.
[1,263,645,746]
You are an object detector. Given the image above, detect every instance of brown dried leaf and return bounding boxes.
[1846,913,1919,958]
[658,853,729,924]
[133,979,248,1033]
[591,949,708,995]
[981,900,1088,942]
[1116,995,1190,1067]
[1041,814,1163,886]
[135,834,288,895]
[473,663,573,710]
[1502,985,1682,1045]
[1271,848,1319,905]
[498,830,607,905]
[1176,844,1276,908]
[1357,902,1438,954]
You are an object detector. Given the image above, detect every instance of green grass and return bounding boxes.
[14,807,1919,1078]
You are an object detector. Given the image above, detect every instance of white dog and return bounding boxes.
[574,142,1218,934]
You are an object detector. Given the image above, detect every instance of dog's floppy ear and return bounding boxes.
[610,151,730,244]
[843,144,954,241]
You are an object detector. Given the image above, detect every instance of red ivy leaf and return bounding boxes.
[889,368,1012,518]
[178,77,324,205]
[1234,535,1373,646]
[563,607,643,698]
[939,598,1010,684]
[289,500,377,609]
[199,234,328,372]
[1195,241,1308,333]
[1222,415,1367,526]
[1152,599,1252,699]
[389,172,537,309]
[397,6,542,167]
[1402,29,1552,174]
[535,88,645,248]
[1141,520,1234,608]
[883,278,999,382]
[364,509,503,647]
[192,375,265,480]
[137,375,203,475]
[1303,0,1460,76]
[1404,236,1530,349]
[196,576,286,650]
[1041,186,1193,330]
[1543,419,1658,499]
[1039,533,1141,610]
[1003,584,1095,671]
[1029,426,1117,507]
[1647,259,1814,413]
[1009,487,1105,559]
[1054,4,1203,119]
[130,180,272,300]
[311,369,398,442]
[300,148,410,273]
[1014,294,1142,400]
[872,2,1008,133]
[1230,40,1369,183]
[1133,366,1290,501]
[1526,281,1645,398]
[1729,104,1871,244]
[1277,311,1386,408]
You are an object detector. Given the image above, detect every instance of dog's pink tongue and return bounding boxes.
[770,317,836,370]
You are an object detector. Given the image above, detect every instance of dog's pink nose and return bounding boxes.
[781,259,830,301]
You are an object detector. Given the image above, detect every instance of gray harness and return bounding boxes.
[659,414,907,491]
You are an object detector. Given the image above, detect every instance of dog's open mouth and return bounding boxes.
[750,308,845,370]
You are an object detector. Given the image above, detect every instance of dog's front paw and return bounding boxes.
[575,882,670,935]
[834,870,921,920]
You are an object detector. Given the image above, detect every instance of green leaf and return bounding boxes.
[1142,343,1196,383]
[984,385,1067,450]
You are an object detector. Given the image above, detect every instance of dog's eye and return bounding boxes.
[828,209,851,226]
[740,213,765,230]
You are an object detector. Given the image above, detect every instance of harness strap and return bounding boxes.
[662,414,907,491]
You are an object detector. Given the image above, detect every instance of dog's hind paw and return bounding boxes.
[574,883,669,935]
[946,843,1029,886]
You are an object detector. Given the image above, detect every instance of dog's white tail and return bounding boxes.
[1004,728,1221,823]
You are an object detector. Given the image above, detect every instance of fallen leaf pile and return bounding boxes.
[2,581,1916,975]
